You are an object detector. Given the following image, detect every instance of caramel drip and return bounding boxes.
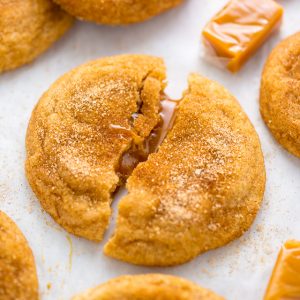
[116,96,180,179]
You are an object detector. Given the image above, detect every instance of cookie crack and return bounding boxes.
[114,71,156,182]
[114,71,179,183]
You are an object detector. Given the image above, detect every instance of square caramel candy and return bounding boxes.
[264,240,300,300]
[202,0,284,72]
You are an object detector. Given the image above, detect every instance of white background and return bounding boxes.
[0,0,299,299]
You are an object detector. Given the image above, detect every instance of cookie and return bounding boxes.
[26,55,265,266]
[104,74,266,266]
[0,211,39,300]
[0,0,73,73]
[260,32,300,158]
[54,0,184,25]
[26,55,166,241]
[72,274,224,300]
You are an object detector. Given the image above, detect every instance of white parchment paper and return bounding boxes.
[0,0,299,299]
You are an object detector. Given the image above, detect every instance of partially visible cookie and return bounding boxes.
[0,211,39,300]
[25,55,166,241]
[104,74,266,266]
[0,0,73,73]
[72,274,224,300]
[54,0,184,25]
[260,32,300,158]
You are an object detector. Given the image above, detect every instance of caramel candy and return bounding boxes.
[264,240,300,300]
[202,0,284,72]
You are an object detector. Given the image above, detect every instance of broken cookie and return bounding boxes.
[26,55,265,266]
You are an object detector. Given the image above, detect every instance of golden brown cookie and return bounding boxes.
[0,211,39,300]
[54,0,184,25]
[0,0,73,73]
[104,74,266,266]
[260,32,300,158]
[26,55,166,241]
[26,55,265,266]
[72,274,224,300]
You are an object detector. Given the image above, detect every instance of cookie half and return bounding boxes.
[0,0,73,73]
[54,0,184,25]
[260,32,300,158]
[0,211,39,300]
[26,55,166,241]
[72,274,224,300]
[104,74,266,266]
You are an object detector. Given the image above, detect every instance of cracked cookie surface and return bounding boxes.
[54,0,184,25]
[72,274,224,300]
[260,32,300,158]
[25,55,166,241]
[0,0,73,73]
[0,211,39,300]
[104,74,266,266]
[26,55,265,264]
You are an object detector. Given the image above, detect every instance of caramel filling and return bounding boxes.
[117,96,179,179]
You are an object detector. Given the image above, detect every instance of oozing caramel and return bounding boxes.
[117,96,179,179]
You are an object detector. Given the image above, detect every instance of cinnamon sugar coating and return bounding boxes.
[260,32,300,158]
[0,211,39,300]
[25,55,166,241]
[72,274,224,300]
[26,55,265,264]
[54,0,184,25]
[0,0,73,73]
[104,74,266,266]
